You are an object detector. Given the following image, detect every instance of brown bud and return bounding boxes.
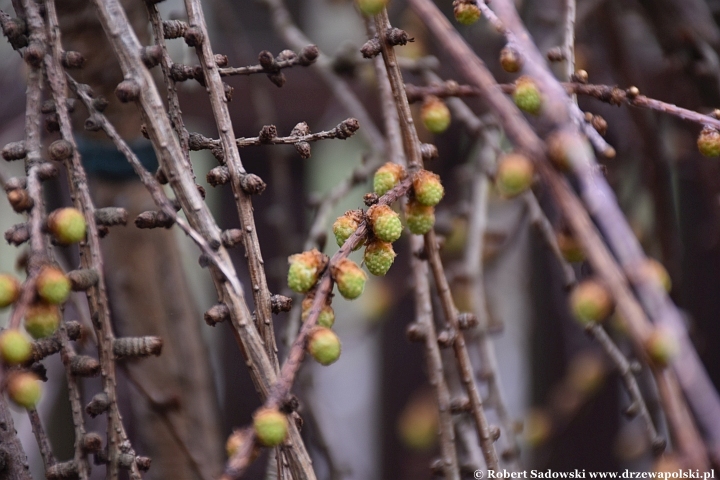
[386,28,411,46]
[2,141,26,161]
[450,397,471,413]
[204,304,230,326]
[61,51,86,69]
[406,323,427,342]
[135,456,151,472]
[82,433,103,453]
[84,116,103,132]
[546,46,565,62]
[94,207,128,227]
[571,69,589,84]
[590,115,608,136]
[294,142,311,159]
[214,53,229,67]
[500,45,523,73]
[70,355,100,377]
[299,45,319,65]
[457,312,478,329]
[259,50,278,72]
[46,460,79,479]
[240,173,266,195]
[86,392,110,417]
[135,211,175,229]
[48,139,74,162]
[45,114,60,133]
[5,223,29,245]
[7,189,33,213]
[183,26,204,47]
[24,41,44,67]
[221,229,243,248]
[92,96,109,112]
[207,166,231,186]
[363,192,379,206]
[141,45,163,68]
[336,118,360,139]
[361,37,382,58]
[67,268,99,291]
[271,294,293,313]
[155,167,168,185]
[224,82,234,102]
[259,124,277,143]
[115,80,141,103]
[36,163,58,181]
[267,72,286,88]
[113,336,163,359]
[437,329,456,348]
[162,20,188,39]
[420,143,439,161]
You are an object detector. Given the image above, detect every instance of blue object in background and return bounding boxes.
[76,136,158,180]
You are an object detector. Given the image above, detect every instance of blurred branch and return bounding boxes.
[411,0,713,468]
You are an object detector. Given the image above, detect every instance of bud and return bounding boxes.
[405,201,435,235]
[500,45,523,73]
[570,280,613,325]
[557,231,584,263]
[413,170,444,207]
[363,240,396,276]
[287,249,328,293]
[307,327,342,365]
[332,210,363,250]
[453,1,481,25]
[512,76,542,115]
[24,303,61,339]
[7,372,42,409]
[373,162,406,196]
[421,96,451,134]
[640,259,672,293]
[301,295,335,328]
[367,205,402,243]
[645,328,679,368]
[47,207,87,245]
[253,408,288,447]
[36,266,71,304]
[698,126,720,157]
[495,153,534,197]
[332,258,367,300]
[356,0,387,16]
[0,329,32,365]
[0,274,20,308]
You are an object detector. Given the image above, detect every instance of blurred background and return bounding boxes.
[2,0,720,478]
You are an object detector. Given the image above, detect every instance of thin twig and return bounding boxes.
[187,119,359,150]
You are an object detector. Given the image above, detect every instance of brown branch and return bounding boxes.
[28,408,55,469]
[410,235,461,479]
[0,395,31,479]
[373,7,502,470]
[40,0,142,476]
[187,118,359,151]
[144,1,195,179]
